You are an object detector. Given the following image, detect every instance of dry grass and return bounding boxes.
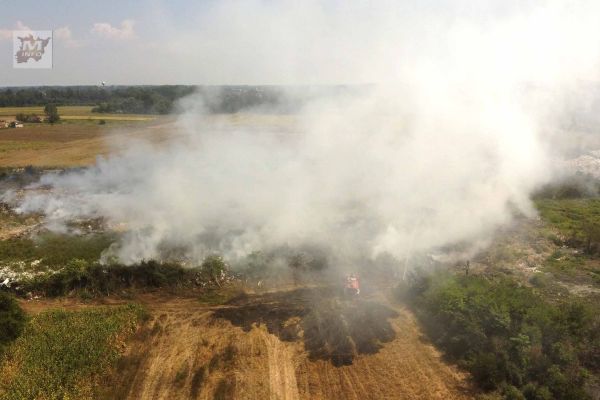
[0,113,298,168]
[0,132,109,168]
[15,284,476,400]
[103,289,475,400]
[0,106,158,167]
[62,115,155,121]
[0,141,50,154]
[0,117,174,167]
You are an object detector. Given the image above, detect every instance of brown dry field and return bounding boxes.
[0,118,176,167]
[0,113,300,168]
[21,289,476,400]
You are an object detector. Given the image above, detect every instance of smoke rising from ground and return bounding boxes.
[11,1,600,267]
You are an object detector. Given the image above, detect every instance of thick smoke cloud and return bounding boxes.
[12,1,600,267]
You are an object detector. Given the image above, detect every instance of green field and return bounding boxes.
[534,199,600,285]
[0,304,146,400]
[536,199,600,246]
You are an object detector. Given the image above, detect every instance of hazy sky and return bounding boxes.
[0,0,597,86]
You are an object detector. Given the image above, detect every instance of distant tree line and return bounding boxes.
[0,86,195,115]
[0,85,365,115]
[0,85,300,115]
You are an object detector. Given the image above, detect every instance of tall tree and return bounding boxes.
[44,103,60,123]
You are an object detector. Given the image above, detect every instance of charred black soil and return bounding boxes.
[213,287,398,366]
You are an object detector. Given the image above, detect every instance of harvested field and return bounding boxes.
[0,117,175,167]
[26,288,476,400]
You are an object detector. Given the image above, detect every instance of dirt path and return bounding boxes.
[22,290,476,400]
[263,330,300,400]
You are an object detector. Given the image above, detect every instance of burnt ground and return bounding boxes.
[213,287,398,366]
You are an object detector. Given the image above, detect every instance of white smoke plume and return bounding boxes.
[12,1,600,266]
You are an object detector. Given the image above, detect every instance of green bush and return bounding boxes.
[528,273,549,288]
[44,103,60,123]
[501,384,525,400]
[14,113,42,123]
[0,292,26,354]
[201,255,228,286]
[521,383,552,400]
[404,272,599,399]
[21,260,190,297]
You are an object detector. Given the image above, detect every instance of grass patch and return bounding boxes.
[198,286,243,305]
[544,249,586,275]
[0,232,115,269]
[535,199,600,284]
[535,199,600,249]
[543,250,600,286]
[0,304,146,400]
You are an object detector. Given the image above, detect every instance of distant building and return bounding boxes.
[9,121,24,128]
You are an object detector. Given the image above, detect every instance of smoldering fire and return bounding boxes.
[9,1,600,269]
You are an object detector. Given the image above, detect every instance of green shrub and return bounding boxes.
[528,273,549,288]
[20,260,190,297]
[201,255,228,286]
[404,272,599,399]
[501,384,525,400]
[32,258,89,296]
[0,292,26,354]
[522,383,552,400]
[472,352,507,390]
